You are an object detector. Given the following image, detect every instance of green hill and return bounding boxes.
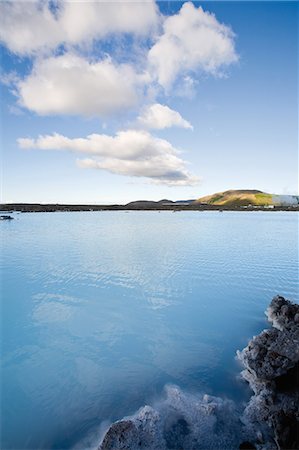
[195,190,275,207]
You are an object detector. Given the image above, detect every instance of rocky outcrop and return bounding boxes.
[98,296,298,450]
[99,406,162,450]
[99,386,242,450]
[0,215,14,220]
[237,296,299,450]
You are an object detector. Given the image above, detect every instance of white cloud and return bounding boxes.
[18,130,199,186]
[0,0,159,55]
[148,2,238,89]
[77,157,198,186]
[16,54,148,116]
[137,103,193,130]
[2,2,239,118]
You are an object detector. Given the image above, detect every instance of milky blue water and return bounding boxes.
[1,211,298,449]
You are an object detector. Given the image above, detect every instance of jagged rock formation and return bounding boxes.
[99,406,162,450]
[98,296,298,450]
[99,386,242,450]
[237,296,299,450]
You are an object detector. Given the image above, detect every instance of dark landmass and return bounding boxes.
[98,296,298,450]
[0,202,298,213]
[1,190,298,213]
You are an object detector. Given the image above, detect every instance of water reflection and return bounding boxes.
[1,211,298,449]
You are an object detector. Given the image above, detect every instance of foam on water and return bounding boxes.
[96,385,244,450]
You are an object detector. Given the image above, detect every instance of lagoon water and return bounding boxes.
[1,211,298,449]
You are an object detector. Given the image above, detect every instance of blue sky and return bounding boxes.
[1,1,298,204]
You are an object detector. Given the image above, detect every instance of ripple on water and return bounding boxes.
[1,211,298,449]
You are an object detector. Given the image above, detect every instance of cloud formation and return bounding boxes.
[0,0,159,55]
[17,54,148,116]
[18,130,199,186]
[2,1,238,119]
[148,2,238,88]
[4,1,239,189]
[137,103,193,130]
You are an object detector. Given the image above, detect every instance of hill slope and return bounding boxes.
[195,190,277,207]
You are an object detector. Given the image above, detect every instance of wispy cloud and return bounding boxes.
[18,130,199,186]
[137,103,193,130]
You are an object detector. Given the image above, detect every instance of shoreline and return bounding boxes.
[1,204,299,213]
[97,296,299,450]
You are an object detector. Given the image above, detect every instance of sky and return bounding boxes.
[0,0,298,204]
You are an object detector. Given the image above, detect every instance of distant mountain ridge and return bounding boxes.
[195,190,299,207]
[124,190,299,208]
[1,190,298,212]
[125,199,194,208]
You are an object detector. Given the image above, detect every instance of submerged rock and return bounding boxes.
[237,296,299,450]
